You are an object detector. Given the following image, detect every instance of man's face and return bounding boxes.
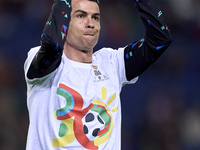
[66,0,100,51]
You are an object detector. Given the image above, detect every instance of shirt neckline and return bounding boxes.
[62,53,92,68]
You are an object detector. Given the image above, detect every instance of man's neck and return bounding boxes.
[63,42,93,63]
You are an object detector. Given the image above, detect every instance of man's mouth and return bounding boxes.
[83,33,95,36]
[83,33,96,40]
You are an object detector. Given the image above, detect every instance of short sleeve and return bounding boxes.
[116,47,139,86]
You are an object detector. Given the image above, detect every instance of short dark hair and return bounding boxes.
[88,0,100,5]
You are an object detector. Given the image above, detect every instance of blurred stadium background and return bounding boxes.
[0,0,200,149]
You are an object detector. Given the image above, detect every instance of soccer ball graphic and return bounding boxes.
[82,110,105,141]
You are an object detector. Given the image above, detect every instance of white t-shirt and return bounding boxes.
[24,46,138,150]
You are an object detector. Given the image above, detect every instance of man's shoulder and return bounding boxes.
[93,47,117,57]
[92,46,126,59]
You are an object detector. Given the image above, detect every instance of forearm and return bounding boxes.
[124,0,172,81]
[27,0,71,79]
[135,0,172,47]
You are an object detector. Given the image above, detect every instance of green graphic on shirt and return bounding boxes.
[59,123,68,137]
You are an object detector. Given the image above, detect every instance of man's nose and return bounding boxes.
[86,18,94,29]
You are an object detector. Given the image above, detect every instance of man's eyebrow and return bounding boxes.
[74,10,100,16]
[74,10,87,14]
[93,13,100,16]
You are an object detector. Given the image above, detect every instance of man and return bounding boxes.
[24,0,172,149]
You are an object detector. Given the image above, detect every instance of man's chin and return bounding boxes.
[81,42,97,51]
[81,46,95,52]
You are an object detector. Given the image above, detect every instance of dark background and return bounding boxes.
[0,0,200,149]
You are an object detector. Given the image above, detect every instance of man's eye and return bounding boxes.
[77,15,84,18]
[93,17,99,21]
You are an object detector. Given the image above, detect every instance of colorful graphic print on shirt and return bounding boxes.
[52,83,118,149]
